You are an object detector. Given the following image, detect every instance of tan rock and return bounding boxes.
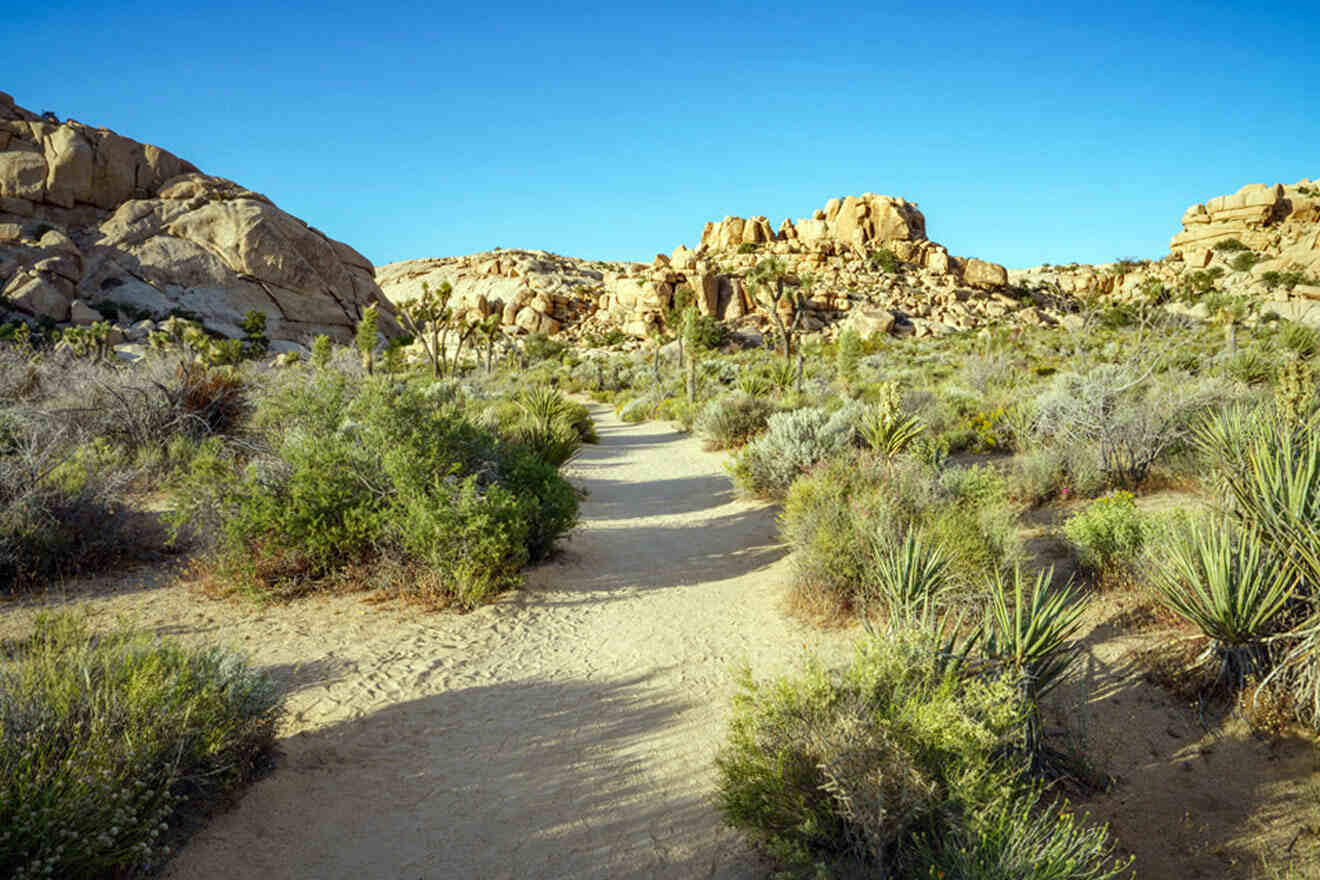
[962,258,1008,288]
[847,307,895,337]
[6,273,71,321]
[0,150,47,201]
[69,299,101,325]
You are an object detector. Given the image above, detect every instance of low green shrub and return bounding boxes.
[781,454,1019,617]
[1063,491,1148,583]
[694,392,775,450]
[171,375,578,607]
[715,623,1126,878]
[0,613,281,879]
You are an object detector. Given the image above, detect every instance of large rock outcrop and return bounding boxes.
[1170,179,1320,274]
[0,92,397,343]
[379,194,1033,346]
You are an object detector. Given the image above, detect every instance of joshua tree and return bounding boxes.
[397,281,453,377]
[746,257,809,361]
[355,303,379,374]
[475,314,504,375]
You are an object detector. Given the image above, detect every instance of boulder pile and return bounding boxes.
[378,193,1030,344]
[0,92,398,349]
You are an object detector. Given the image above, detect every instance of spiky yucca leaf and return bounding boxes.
[867,531,951,615]
[1155,519,1292,648]
[1155,519,1294,686]
[981,565,1085,702]
[1228,416,1320,590]
[858,407,924,459]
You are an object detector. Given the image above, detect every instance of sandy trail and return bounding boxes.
[146,403,853,879]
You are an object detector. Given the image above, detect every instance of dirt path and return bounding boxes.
[137,403,852,879]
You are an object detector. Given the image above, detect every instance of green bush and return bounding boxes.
[694,392,775,450]
[1229,251,1260,272]
[0,613,281,879]
[869,247,901,273]
[523,333,568,363]
[1213,238,1250,252]
[781,454,1019,617]
[715,624,1126,878]
[1063,490,1148,581]
[171,375,578,607]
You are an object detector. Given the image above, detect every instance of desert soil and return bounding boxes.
[4,403,1320,878]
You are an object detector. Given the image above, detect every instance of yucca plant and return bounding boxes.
[1224,414,1320,590]
[857,382,924,458]
[866,530,951,616]
[513,387,581,468]
[979,565,1086,769]
[734,369,772,398]
[1153,518,1293,688]
[767,358,796,393]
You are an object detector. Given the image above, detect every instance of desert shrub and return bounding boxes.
[653,396,694,430]
[1063,491,1149,582]
[0,448,156,592]
[617,392,662,423]
[694,392,774,450]
[782,454,1018,617]
[1033,366,1227,488]
[924,502,1020,590]
[728,406,858,498]
[1221,347,1275,387]
[908,791,1132,880]
[869,247,901,273]
[171,376,577,606]
[715,623,1125,878]
[1213,238,1250,252]
[1229,251,1260,272]
[939,463,1008,507]
[522,333,568,363]
[0,613,281,879]
[836,328,862,391]
[781,454,909,616]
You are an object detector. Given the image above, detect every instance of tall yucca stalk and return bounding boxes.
[1154,519,1293,687]
[866,531,951,616]
[980,565,1086,769]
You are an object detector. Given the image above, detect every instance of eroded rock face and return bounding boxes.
[0,92,397,342]
[1170,179,1320,275]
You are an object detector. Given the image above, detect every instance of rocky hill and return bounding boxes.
[0,92,399,348]
[377,192,1048,346]
[381,180,1320,345]
[1011,179,1320,311]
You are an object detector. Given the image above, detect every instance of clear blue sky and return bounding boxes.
[5,1,1318,269]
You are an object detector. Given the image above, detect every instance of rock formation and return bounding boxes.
[0,92,398,345]
[379,193,1023,344]
[1010,177,1320,322]
[1170,180,1320,274]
